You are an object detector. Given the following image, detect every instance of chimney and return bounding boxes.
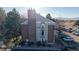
[28,9,36,42]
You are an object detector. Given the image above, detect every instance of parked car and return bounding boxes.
[63,28,73,33]
[63,28,69,32]
[68,28,73,33]
[73,31,79,36]
[62,35,73,41]
[62,45,77,51]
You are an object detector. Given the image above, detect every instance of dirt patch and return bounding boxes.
[63,22,75,28]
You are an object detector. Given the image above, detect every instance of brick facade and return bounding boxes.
[48,25,55,43]
[28,9,36,42]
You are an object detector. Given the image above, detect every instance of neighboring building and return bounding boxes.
[21,9,58,44]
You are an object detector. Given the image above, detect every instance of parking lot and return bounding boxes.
[64,32,79,42]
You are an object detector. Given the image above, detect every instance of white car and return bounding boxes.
[73,31,79,36]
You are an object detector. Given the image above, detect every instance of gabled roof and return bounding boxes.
[21,20,28,24]
[36,14,56,25]
[21,10,56,26]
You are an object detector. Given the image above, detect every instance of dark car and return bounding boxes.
[62,34,73,41]
[63,28,69,32]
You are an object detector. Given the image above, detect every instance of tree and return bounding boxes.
[46,13,57,22]
[46,13,52,20]
[5,8,21,40]
[0,7,6,24]
[0,7,6,41]
[74,20,79,26]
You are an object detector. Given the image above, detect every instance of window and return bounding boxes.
[41,23,45,42]
[42,30,44,36]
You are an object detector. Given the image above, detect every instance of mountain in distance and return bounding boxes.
[55,17,79,20]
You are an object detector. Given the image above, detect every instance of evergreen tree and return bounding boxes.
[5,8,21,40]
[46,13,52,20]
[0,7,6,41]
[46,13,57,22]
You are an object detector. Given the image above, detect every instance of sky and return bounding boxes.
[2,7,79,18]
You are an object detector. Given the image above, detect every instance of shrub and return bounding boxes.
[27,41,34,46]
[36,41,42,46]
